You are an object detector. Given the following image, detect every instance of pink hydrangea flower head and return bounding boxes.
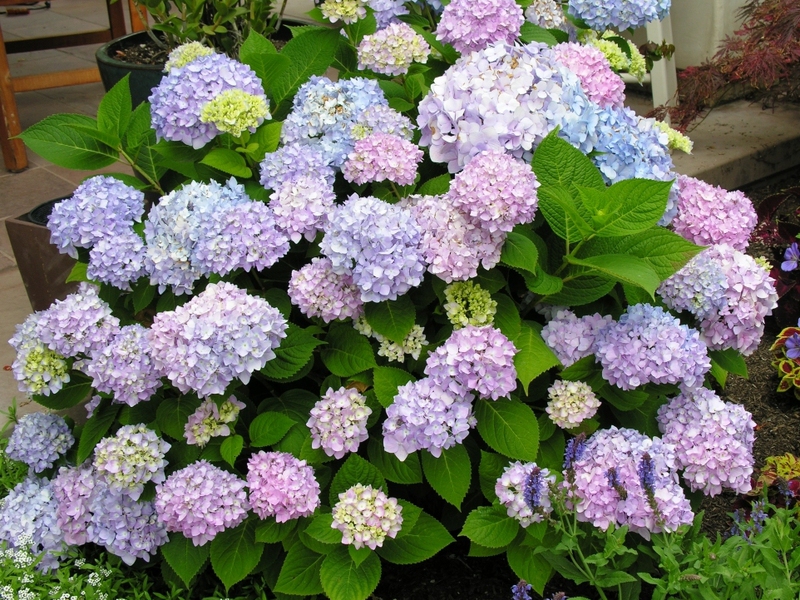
[331,484,403,549]
[343,132,423,186]
[269,174,336,243]
[552,43,625,108]
[541,309,613,367]
[308,386,372,459]
[358,22,431,76]
[247,451,321,522]
[52,463,96,545]
[436,0,524,55]
[496,462,555,527]
[546,380,601,429]
[288,257,364,323]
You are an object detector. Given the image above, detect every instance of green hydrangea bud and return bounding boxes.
[164,41,214,73]
[653,120,694,154]
[444,280,497,329]
[200,89,270,137]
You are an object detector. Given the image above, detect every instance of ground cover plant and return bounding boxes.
[2,0,791,598]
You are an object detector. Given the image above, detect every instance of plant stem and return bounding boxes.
[118,148,165,196]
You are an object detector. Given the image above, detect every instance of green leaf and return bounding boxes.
[478,450,506,503]
[595,571,638,587]
[542,274,615,306]
[250,121,283,160]
[537,429,566,472]
[65,261,90,284]
[538,184,593,242]
[260,324,324,381]
[492,294,521,340]
[532,130,605,191]
[254,518,296,544]
[304,513,343,546]
[239,31,288,86]
[161,533,209,587]
[501,232,539,274]
[507,544,554,595]
[475,268,506,293]
[200,148,252,178]
[367,438,423,484]
[373,366,416,408]
[708,349,748,378]
[220,435,244,467]
[514,321,560,393]
[97,74,132,141]
[460,505,520,548]
[395,500,422,537]
[519,22,558,45]
[577,179,672,237]
[320,324,377,377]
[539,550,590,585]
[249,412,296,447]
[123,102,153,151]
[320,547,381,600]
[329,454,387,506]
[598,386,649,411]
[421,444,471,509]
[523,267,564,296]
[377,512,455,565]
[19,114,118,170]
[156,397,203,441]
[274,544,325,595]
[364,296,416,344]
[475,398,540,461]
[388,97,415,112]
[600,227,704,280]
[417,174,451,196]
[566,254,660,299]
[33,375,93,410]
[210,520,264,590]
[77,401,120,464]
[344,12,377,44]
[131,278,156,313]
[611,396,664,438]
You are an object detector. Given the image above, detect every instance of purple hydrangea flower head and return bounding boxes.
[671,175,757,251]
[658,250,728,322]
[155,460,249,546]
[546,380,601,429]
[552,43,625,108]
[288,257,364,323]
[259,143,335,190]
[382,377,476,460]
[358,22,431,76]
[447,149,540,233]
[782,242,800,272]
[594,304,710,391]
[525,0,567,29]
[496,462,555,526]
[320,195,426,302]
[331,484,403,549]
[425,325,517,400]
[88,230,149,291]
[52,463,96,545]
[85,324,162,407]
[193,201,289,274]
[0,477,64,571]
[350,103,414,142]
[149,52,266,149]
[269,174,336,243]
[320,0,367,23]
[567,427,693,537]
[184,396,245,447]
[657,387,755,496]
[436,0,524,55]
[343,132,423,186]
[9,312,70,397]
[247,451,321,522]
[148,282,287,397]
[6,413,74,474]
[541,309,613,367]
[47,176,145,259]
[367,0,409,27]
[567,0,671,30]
[308,387,372,459]
[93,425,170,501]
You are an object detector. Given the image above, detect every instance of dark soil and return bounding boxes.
[112,34,170,66]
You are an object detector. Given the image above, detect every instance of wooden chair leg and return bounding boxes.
[0,24,27,172]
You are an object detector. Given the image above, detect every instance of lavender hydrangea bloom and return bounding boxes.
[308,387,372,459]
[671,175,757,251]
[155,460,249,546]
[358,22,430,76]
[247,451,321,522]
[269,175,336,243]
[259,143,335,190]
[540,309,613,367]
[9,312,70,397]
[288,257,364,323]
[93,425,170,500]
[367,0,409,27]
[88,230,149,291]
[436,0,524,55]
[425,325,517,400]
[52,463,98,546]
[351,103,414,142]
[567,0,671,30]
[149,52,267,149]
[552,43,625,108]
[594,304,710,391]
[47,176,145,258]
[496,462,555,526]
[320,195,426,302]
[382,377,476,460]
[657,250,728,322]
[657,388,756,496]
[85,324,162,407]
[546,380,601,429]
[332,484,403,549]
[6,413,74,474]
[343,132,423,185]
[184,396,245,447]
[149,282,287,397]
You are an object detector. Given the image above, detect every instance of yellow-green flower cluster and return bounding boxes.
[444,281,497,328]
[653,120,693,154]
[754,256,773,271]
[586,34,647,81]
[377,325,428,362]
[200,89,270,138]
[22,346,70,396]
[164,41,214,73]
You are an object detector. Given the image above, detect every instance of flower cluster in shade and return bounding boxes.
[567,427,694,537]
[84,324,162,407]
[496,462,555,527]
[155,460,248,546]
[546,380,601,429]
[331,484,403,550]
[149,48,268,149]
[354,317,428,363]
[148,282,287,397]
[436,0,524,55]
[443,281,497,328]
[525,0,566,29]
[671,175,757,251]
[184,396,245,447]
[567,0,670,30]
[6,413,73,474]
[657,388,756,496]
[343,132,423,186]
[247,451,321,522]
[541,309,613,367]
[551,43,625,108]
[658,245,778,355]
[93,425,170,501]
[8,312,70,396]
[308,387,372,459]
[320,194,426,302]
[0,478,63,571]
[594,304,710,391]
[357,22,430,76]
[288,257,364,323]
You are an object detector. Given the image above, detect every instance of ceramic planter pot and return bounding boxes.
[95,31,166,107]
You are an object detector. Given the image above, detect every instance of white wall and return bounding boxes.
[669,0,748,69]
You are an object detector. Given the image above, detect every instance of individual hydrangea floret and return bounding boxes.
[93,425,170,500]
[343,132,423,186]
[6,413,73,474]
[594,304,710,391]
[164,41,214,73]
[52,463,96,545]
[320,0,367,23]
[247,451,321,522]
[9,312,70,397]
[148,282,287,397]
[657,388,756,496]
[46,176,145,259]
[269,174,336,243]
[376,324,428,362]
[436,0,524,55]
[259,143,335,190]
[546,380,601,429]
[331,484,403,549]
[653,120,693,153]
[425,325,517,400]
[85,324,162,407]
[525,0,566,29]
[671,175,757,251]
[288,257,364,323]
[155,460,249,546]
[541,309,613,367]
[496,462,555,527]
[184,397,246,447]
[444,281,497,328]
[568,0,671,31]
[87,230,149,291]
[199,89,270,138]
[357,22,431,76]
[552,43,625,108]
[308,387,372,459]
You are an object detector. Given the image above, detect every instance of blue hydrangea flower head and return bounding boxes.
[567,0,670,30]
[6,413,74,474]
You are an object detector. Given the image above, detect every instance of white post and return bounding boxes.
[646,16,679,114]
